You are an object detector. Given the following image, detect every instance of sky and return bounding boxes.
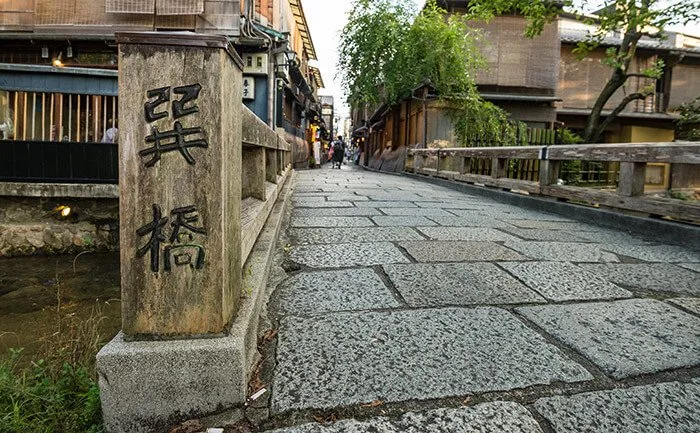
[300,0,699,119]
[300,0,424,117]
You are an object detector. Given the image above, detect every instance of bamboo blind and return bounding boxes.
[0,0,34,12]
[35,0,76,25]
[156,0,203,15]
[155,14,196,29]
[105,0,154,14]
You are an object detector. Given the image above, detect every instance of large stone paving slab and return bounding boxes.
[499,262,632,302]
[577,263,700,296]
[290,216,375,228]
[503,220,599,231]
[678,262,700,273]
[378,207,456,217]
[353,201,419,208]
[572,229,652,246]
[400,241,527,262]
[426,215,512,228]
[292,207,383,217]
[417,227,518,242]
[289,242,410,268]
[667,297,700,315]
[293,200,353,208]
[289,227,424,244]
[603,244,700,263]
[272,307,592,413]
[383,263,544,307]
[272,269,399,315]
[268,401,544,433]
[503,241,620,262]
[534,380,700,433]
[415,201,484,209]
[371,216,438,227]
[518,299,700,379]
[498,228,589,242]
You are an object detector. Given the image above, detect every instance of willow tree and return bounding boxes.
[338,0,521,146]
[468,0,700,143]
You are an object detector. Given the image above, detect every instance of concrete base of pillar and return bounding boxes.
[97,171,294,433]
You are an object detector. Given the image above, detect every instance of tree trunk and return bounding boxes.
[583,69,628,143]
[582,31,643,143]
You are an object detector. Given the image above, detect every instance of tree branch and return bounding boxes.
[592,92,653,142]
[625,73,657,79]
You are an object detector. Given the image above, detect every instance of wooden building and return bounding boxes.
[0,0,325,183]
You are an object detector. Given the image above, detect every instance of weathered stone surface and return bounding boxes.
[427,215,512,228]
[353,201,418,208]
[417,227,518,242]
[292,207,383,217]
[400,241,527,262]
[503,220,598,231]
[271,307,592,412]
[324,193,370,201]
[534,380,700,433]
[504,241,620,262]
[578,263,700,295]
[603,244,700,263]
[271,269,399,315]
[678,262,700,273]
[371,216,437,227]
[500,262,632,301]
[98,332,247,433]
[288,227,424,245]
[119,36,242,337]
[415,201,483,209]
[573,229,652,245]
[366,192,425,201]
[290,217,375,228]
[499,228,588,242]
[518,299,700,379]
[268,401,544,433]
[383,263,544,306]
[293,200,353,208]
[379,207,455,217]
[289,242,410,268]
[667,297,700,315]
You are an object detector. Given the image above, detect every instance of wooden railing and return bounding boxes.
[406,142,700,222]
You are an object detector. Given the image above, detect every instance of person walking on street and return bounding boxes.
[332,136,345,169]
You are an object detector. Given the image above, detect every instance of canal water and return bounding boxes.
[0,252,121,360]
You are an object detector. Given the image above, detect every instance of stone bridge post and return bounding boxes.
[97,33,249,433]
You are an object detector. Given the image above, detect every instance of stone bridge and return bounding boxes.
[94,32,699,433]
[258,164,699,433]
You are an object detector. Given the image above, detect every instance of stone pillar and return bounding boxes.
[117,33,243,338]
[98,33,250,433]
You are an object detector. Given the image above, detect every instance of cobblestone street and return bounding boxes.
[264,164,700,432]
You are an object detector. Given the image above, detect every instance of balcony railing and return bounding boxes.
[0,140,118,183]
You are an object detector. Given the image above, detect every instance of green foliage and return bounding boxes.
[674,97,700,141]
[339,0,518,146]
[555,128,584,184]
[467,0,564,37]
[466,0,700,142]
[449,99,526,146]
[0,349,103,433]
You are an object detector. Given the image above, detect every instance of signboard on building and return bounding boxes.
[242,76,255,100]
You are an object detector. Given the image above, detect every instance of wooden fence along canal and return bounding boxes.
[406,142,700,222]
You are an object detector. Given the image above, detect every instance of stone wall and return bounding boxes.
[0,196,119,256]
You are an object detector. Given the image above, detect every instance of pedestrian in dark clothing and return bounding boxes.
[332,136,345,169]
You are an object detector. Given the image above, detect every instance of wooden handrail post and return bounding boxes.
[618,162,646,196]
[539,161,561,188]
[491,157,507,179]
[116,33,243,339]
